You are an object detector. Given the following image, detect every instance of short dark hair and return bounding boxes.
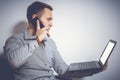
[27,1,53,23]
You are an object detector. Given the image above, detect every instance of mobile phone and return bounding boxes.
[31,17,44,31]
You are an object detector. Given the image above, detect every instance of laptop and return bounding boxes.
[62,40,117,78]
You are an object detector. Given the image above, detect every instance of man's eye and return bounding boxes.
[47,18,52,21]
[47,19,50,21]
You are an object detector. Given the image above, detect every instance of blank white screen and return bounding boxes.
[100,42,115,65]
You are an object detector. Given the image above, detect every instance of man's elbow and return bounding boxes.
[8,60,21,69]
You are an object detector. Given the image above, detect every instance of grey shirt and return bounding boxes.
[4,30,69,80]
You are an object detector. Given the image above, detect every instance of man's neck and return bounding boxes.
[27,24,35,36]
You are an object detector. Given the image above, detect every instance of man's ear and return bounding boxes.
[32,14,37,19]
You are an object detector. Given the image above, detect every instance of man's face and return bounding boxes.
[38,8,53,31]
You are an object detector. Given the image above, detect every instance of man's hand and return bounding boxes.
[102,61,108,71]
[35,20,50,43]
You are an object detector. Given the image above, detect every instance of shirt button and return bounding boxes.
[45,64,47,66]
[48,71,50,73]
[34,45,36,48]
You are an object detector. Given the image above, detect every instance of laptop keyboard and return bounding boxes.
[62,61,101,78]
[69,61,100,71]
[79,61,98,69]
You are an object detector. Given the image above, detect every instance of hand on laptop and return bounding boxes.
[102,61,108,71]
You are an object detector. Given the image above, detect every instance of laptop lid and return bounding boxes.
[99,40,117,67]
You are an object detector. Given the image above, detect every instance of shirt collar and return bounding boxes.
[24,28,49,42]
[24,29,36,40]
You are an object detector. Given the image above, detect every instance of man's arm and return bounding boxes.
[49,39,69,75]
[52,49,69,75]
[4,35,39,69]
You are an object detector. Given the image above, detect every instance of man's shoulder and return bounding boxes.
[47,37,54,42]
[47,37,55,44]
[6,32,24,43]
[47,37,57,49]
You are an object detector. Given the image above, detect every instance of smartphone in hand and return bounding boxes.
[31,17,44,32]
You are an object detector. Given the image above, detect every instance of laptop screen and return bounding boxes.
[100,40,116,65]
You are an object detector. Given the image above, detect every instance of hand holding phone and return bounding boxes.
[31,17,44,32]
[31,17,50,43]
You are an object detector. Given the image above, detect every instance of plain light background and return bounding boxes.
[0,0,120,80]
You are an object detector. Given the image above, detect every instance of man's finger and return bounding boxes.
[36,20,40,30]
[42,28,50,37]
[46,31,50,37]
[42,27,49,31]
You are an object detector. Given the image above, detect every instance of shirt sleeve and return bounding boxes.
[53,50,69,75]
[49,39,69,75]
[4,35,39,69]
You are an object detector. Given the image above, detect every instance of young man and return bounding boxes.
[4,1,69,80]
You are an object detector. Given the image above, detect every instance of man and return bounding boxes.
[4,1,108,80]
[4,1,69,80]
